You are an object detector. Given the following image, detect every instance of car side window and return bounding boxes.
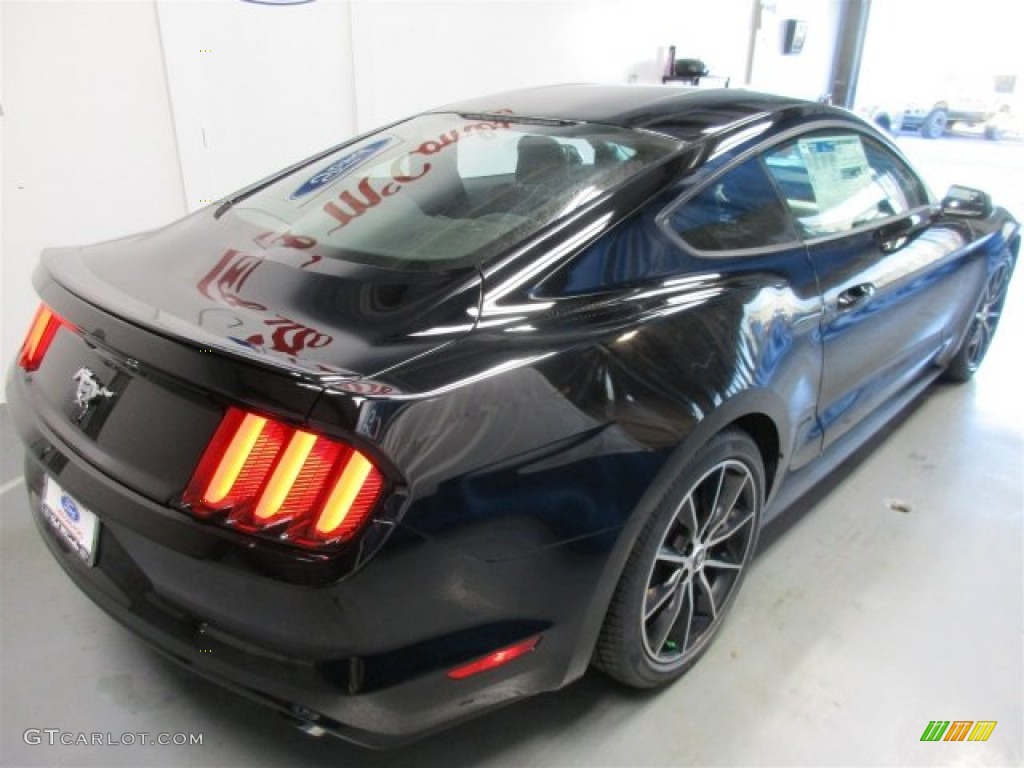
[666,156,798,252]
[763,131,929,238]
[539,154,800,296]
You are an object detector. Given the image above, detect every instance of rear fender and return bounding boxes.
[562,388,789,684]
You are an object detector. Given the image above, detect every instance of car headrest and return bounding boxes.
[515,135,569,185]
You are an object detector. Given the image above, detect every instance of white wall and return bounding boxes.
[747,0,842,101]
[1,0,360,399]
[349,0,754,130]
[156,0,358,208]
[2,0,186,391]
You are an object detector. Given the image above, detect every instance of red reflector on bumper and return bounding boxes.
[446,635,542,680]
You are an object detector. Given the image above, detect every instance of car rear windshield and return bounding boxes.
[228,113,679,270]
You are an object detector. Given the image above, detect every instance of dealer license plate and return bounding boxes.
[41,477,99,566]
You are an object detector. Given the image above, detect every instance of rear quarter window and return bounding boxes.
[666,156,798,252]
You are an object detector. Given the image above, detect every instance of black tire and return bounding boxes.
[986,107,1011,141]
[945,260,1013,382]
[984,122,1005,141]
[594,429,764,688]
[920,108,948,139]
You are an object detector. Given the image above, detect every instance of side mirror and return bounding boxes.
[940,185,993,218]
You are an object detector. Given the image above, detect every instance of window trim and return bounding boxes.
[656,119,936,258]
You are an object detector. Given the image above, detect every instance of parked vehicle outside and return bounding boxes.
[897,75,1017,139]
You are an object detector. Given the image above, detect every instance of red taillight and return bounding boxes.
[183,407,385,548]
[18,304,65,371]
[446,635,542,680]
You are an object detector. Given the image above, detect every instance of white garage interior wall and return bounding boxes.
[156,0,358,210]
[348,0,756,130]
[747,0,843,101]
[2,1,186,401]
[1,0,838,402]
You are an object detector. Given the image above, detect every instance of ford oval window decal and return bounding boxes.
[60,494,80,523]
[290,138,394,201]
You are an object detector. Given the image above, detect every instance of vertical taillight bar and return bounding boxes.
[182,407,385,548]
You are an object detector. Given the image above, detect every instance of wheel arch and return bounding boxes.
[564,389,789,684]
[731,412,781,499]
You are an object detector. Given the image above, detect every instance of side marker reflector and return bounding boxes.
[446,635,542,680]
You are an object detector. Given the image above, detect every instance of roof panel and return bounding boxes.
[432,84,809,133]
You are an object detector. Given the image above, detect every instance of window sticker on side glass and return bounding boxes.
[796,135,870,212]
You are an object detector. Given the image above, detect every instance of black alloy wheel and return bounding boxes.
[595,430,764,688]
[946,260,1013,381]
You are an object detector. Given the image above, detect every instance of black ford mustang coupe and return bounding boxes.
[8,85,1018,746]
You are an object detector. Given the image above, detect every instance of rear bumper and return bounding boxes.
[8,375,615,746]
[26,490,558,747]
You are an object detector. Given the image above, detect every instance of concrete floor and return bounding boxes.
[2,138,1022,767]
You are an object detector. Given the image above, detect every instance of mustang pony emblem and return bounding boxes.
[72,368,115,415]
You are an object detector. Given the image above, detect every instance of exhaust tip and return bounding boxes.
[296,721,328,738]
[286,704,327,738]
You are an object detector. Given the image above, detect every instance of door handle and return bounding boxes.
[837,282,876,311]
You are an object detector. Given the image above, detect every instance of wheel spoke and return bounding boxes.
[973,322,991,361]
[698,570,718,620]
[707,508,755,548]
[707,472,751,542]
[679,494,699,535]
[982,307,1001,331]
[721,471,750,517]
[679,579,696,652]
[976,307,996,336]
[644,570,682,620]
[985,268,1009,304]
[648,576,688,652]
[967,323,985,358]
[703,557,742,571]
[656,546,689,566]
[698,468,727,540]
